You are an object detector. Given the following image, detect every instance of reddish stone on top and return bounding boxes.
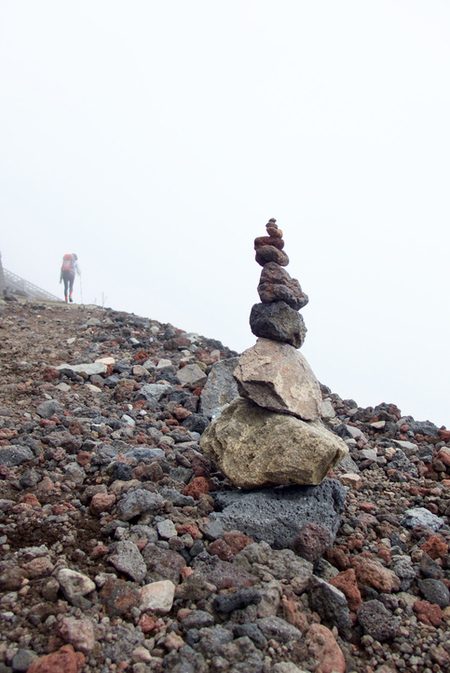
[420,535,449,560]
[413,599,443,627]
[182,476,210,500]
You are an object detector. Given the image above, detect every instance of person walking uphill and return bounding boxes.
[59,253,81,303]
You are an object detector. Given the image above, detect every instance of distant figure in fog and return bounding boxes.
[60,253,81,303]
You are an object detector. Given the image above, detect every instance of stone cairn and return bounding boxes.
[201,219,348,489]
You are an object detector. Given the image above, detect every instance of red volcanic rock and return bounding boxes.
[138,614,159,634]
[420,535,449,560]
[222,532,253,555]
[306,624,346,673]
[208,539,234,562]
[133,350,149,361]
[176,524,201,539]
[439,429,450,441]
[27,645,85,673]
[413,599,443,626]
[20,493,41,507]
[281,596,309,633]
[254,235,285,251]
[182,477,210,499]
[329,569,362,612]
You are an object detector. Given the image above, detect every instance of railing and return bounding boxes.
[4,268,61,302]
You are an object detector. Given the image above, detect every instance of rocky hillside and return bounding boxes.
[0,298,449,673]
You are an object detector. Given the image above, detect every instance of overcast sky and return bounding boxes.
[1,1,449,427]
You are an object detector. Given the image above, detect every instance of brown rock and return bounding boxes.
[68,421,84,436]
[24,557,54,579]
[89,492,116,515]
[42,366,60,382]
[27,645,85,673]
[351,555,401,593]
[430,644,450,667]
[76,451,91,467]
[420,535,449,560]
[255,245,289,267]
[281,596,309,633]
[258,261,309,310]
[266,226,283,238]
[0,566,28,591]
[306,623,346,673]
[0,428,18,440]
[329,569,362,612]
[437,448,450,467]
[254,235,285,251]
[234,338,323,420]
[413,599,443,626]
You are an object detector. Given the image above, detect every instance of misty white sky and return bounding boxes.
[1,1,449,427]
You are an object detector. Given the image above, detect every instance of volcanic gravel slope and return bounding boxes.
[0,298,450,673]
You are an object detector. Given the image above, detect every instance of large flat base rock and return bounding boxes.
[233,338,323,421]
[200,397,348,489]
[211,479,346,550]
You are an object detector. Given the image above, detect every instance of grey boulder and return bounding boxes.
[200,358,240,419]
[250,301,306,348]
[212,479,346,550]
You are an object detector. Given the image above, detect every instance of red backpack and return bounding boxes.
[62,254,73,272]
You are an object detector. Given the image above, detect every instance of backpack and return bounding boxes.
[62,254,73,272]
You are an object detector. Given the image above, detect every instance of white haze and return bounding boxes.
[0,1,449,426]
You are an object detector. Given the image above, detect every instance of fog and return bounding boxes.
[1,1,449,425]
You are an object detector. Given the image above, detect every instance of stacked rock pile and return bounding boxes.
[200,219,348,489]
[2,298,450,672]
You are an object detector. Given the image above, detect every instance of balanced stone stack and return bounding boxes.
[201,219,348,489]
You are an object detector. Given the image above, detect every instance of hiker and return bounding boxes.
[59,253,81,303]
